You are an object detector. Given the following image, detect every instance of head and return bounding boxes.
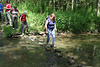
[14,6,17,10]
[24,11,27,15]
[50,13,55,20]
[5,0,9,4]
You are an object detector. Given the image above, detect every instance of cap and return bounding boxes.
[24,11,27,15]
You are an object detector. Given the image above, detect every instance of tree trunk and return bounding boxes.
[97,0,100,16]
[72,0,74,10]
[53,0,55,11]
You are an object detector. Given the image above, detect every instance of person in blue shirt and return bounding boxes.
[0,1,3,22]
[45,13,57,48]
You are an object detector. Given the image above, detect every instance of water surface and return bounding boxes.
[0,34,100,67]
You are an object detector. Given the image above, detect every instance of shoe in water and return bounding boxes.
[46,44,50,48]
[53,43,56,48]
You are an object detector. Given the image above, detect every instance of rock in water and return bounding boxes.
[54,49,61,53]
[66,56,75,65]
[55,53,62,58]
[45,47,51,52]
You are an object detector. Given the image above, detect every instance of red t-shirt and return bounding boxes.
[5,4,11,12]
[21,14,26,21]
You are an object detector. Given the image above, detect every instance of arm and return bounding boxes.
[2,7,3,12]
[45,20,49,33]
[4,7,11,10]
[20,17,23,24]
[2,4,3,12]
[18,11,19,16]
[8,10,12,16]
[55,23,57,31]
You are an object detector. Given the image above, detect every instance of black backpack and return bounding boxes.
[45,16,50,25]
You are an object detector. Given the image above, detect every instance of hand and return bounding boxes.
[4,7,6,9]
[55,28,57,31]
[46,30,48,34]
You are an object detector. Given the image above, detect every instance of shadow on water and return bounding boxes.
[0,34,100,67]
[0,45,67,67]
[64,34,100,67]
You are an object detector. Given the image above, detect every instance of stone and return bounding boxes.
[54,49,61,53]
[39,42,44,46]
[45,47,51,52]
[71,64,82,67]
[39,31,45,35]
[55,53,62,58]
[66,56,75,65]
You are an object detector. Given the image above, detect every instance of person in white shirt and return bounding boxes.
[9,6,19,29]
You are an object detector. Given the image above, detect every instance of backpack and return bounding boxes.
[45,16,50,25]
[19,14,23,20]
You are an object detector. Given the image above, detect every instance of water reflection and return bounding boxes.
[45,51,57,67]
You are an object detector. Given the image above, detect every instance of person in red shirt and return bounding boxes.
[20,11,28,35]
[4,1,12,26]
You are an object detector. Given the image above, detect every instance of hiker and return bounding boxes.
[45,13,57,48]
[0,1,3,22]
[20,11,28,35]
[9,6,19,30]
[4,1,12,26]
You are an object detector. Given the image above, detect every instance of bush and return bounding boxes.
[55,9,97,33]
[2,0,100,37]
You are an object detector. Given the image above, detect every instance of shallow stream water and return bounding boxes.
[0,33,100,67]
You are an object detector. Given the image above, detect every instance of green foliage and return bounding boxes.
[55,8,97,33]
[3,26,15,37]
[2,0,100,37]
[2,22,21,37]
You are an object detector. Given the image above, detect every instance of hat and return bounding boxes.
[24,11,27,15]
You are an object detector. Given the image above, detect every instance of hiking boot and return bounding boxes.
[10,24,12,26]
[54,45,56,48]
[13,28,15,29]
[25,31,28,34]
[53,43,56,48]
[46,44,50,48]
[22,33,24,36]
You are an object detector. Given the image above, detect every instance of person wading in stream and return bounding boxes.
[9,6,19,30]
[45,13,57,48]
[20,11,28,36]
[0,1,3,22]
